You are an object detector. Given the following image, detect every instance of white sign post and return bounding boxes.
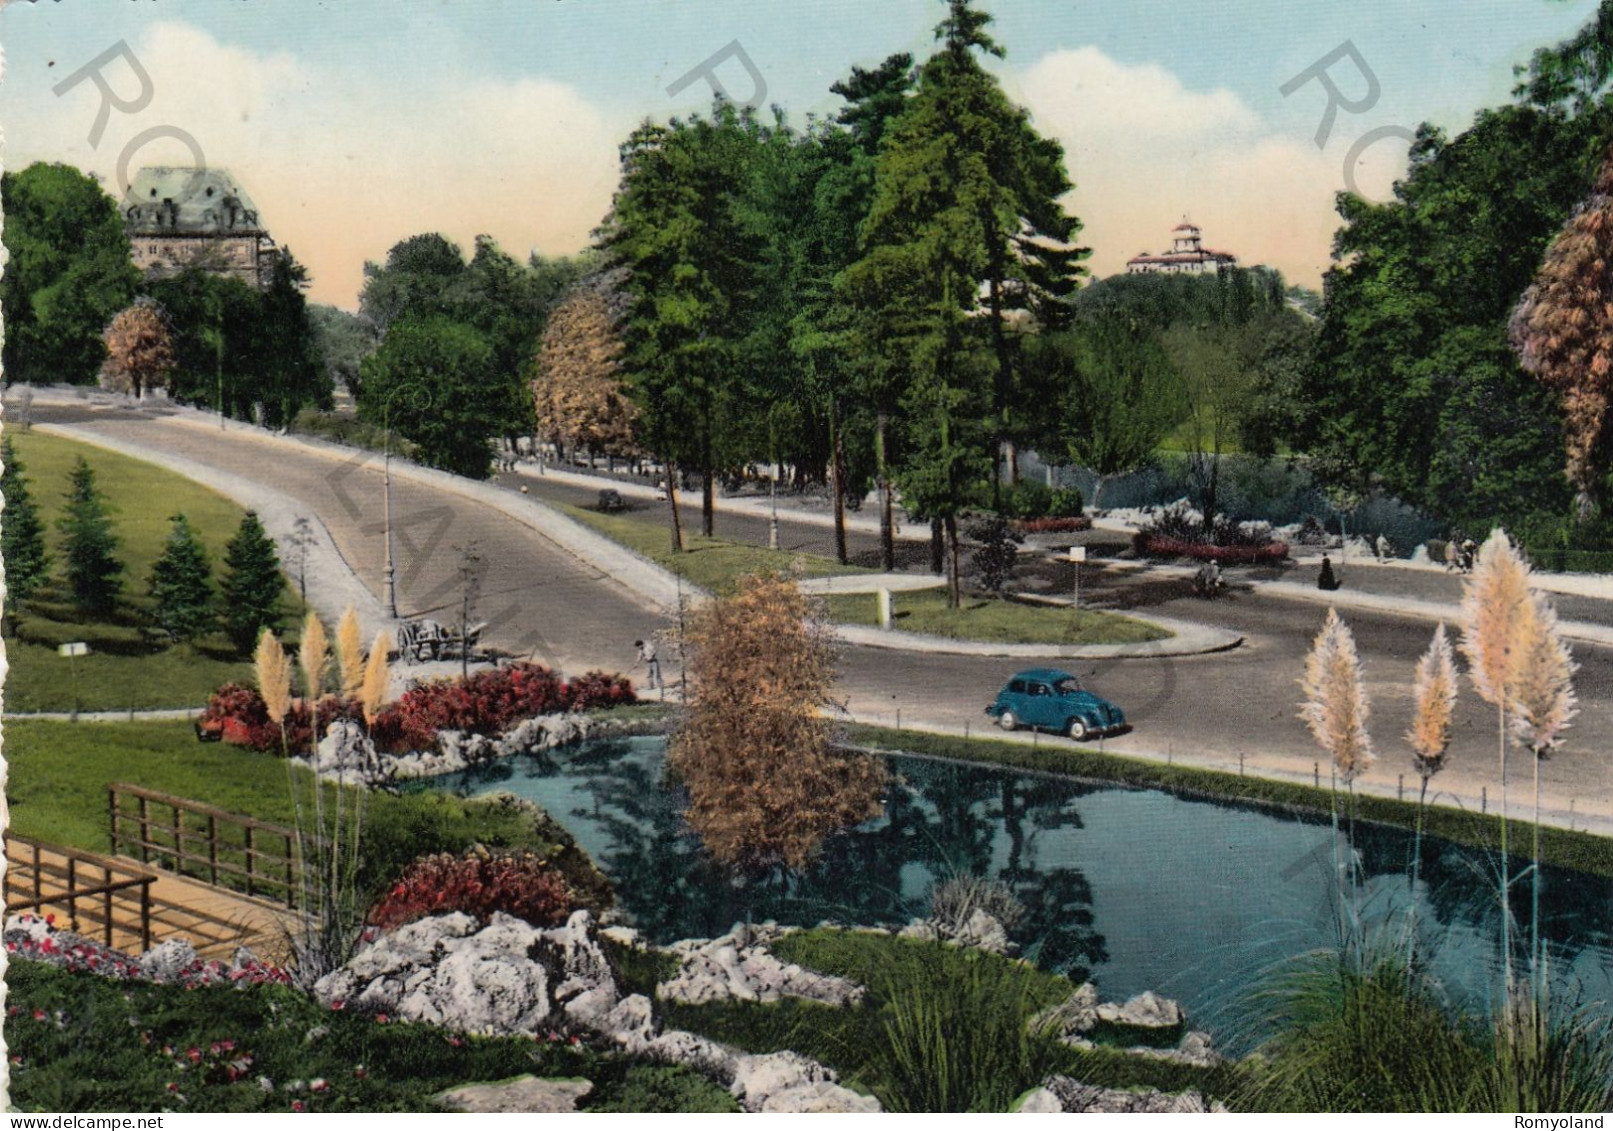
[1069,546,1086,610]
[877,588,894,631]
[58,642,89,720]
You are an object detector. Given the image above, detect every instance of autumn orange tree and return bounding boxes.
[100,298,176,399]
[668,571,884,875]
[1510,142,1613,523]
[531,283,637,462]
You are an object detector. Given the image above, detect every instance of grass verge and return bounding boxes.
[825,588,1169,645]
[7,431,304,712]
[558,502,876,594]
[4,718,610,905]
[5,959,736,1113]
[840,724,1613,879]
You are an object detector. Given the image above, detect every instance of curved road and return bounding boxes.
[31,399,1613,834]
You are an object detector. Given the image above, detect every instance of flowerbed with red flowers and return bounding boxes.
[1012,515,1093,535]
[1134,533,1290,565]
[4,914,290,989]
[368,849,576,931]
[200,663,637,755]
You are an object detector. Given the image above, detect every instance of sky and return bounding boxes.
[0,0,1601,308]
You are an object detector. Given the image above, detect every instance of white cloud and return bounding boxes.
[1016,46,1410,287]
[27,21,624,306]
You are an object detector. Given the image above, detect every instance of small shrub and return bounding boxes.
[1006,480,1053,520]
[1048,486,1085,518]
[966,517,1022,593]
[929,875,1026,935]
[368,849,576,931]
[564,670,638,711]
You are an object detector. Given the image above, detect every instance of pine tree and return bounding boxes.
[57,456,123,615]
[1,436,51,630]
[221,511,286,653]
[148,513,215,642]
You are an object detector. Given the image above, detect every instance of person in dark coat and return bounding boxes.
[1318,555,1341,591]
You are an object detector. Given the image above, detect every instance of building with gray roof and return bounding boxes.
[121,167,278,288]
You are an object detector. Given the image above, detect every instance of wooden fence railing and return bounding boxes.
[108,783,304,908]
[4,835,155,951]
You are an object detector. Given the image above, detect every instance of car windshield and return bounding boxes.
[1053,678,1083,695]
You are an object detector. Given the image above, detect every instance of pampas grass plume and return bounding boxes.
[1407,623,1458,780]
[300,611,330,701]
[255,628,293,725]
[336,607,364,700]
[1509,592,1578,757]
[361,630,392,726]
[1299,607,1375,784]
[1460,529,1532,708]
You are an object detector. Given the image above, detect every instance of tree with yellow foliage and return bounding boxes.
[668,572,883,875]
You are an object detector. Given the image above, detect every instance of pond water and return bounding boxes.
[419,736,1612,1044]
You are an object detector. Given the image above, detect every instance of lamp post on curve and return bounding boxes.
[380,384,432,621]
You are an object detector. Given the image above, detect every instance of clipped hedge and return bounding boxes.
[1013,516,1093,535]
[1134,533,1289,564]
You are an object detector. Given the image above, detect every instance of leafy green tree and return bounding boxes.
[1023,320,1184,508]
[358,315,505,478]
[1,162,140,383]
[146,267,259,416]
[148,514,215,642]
[358,233,467,335]
[1296,96,1609,535]
[1,436,52,630]
[221,511,285,653]
[307,303,378,402]
[57,457,123,615]
[924,0,1090,491]
[242,249,332,428]
[601,105,766,547]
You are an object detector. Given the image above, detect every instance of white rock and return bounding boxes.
[139,938,198,981]
[1096,989,1184,1029]
[1013,1087,1063,1113]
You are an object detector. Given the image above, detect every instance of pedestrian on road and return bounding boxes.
[633,638,662,691]
[1444,539,1461,572]
[1318,555,1341,591]
[1375,533,1392,561]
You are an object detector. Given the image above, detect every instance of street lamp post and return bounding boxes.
[380,385,432,622]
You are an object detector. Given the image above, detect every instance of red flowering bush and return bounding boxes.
[563,670,637,711]
[368,663,636,754]
[1135,533,1290,564]
[206,663,637,756]
[367,850,575,931]
[1012,515,1093,535]
[198,686,363,753]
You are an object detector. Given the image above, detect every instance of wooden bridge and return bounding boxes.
[4,784,310,964]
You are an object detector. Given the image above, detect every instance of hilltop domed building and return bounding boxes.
[120,167,279,288]
[1126,219,1238,276]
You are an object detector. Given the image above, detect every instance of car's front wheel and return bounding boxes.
[1067,717,1090,741]
[998,710,1018,732]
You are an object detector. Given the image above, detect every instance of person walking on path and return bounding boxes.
[633,637,662,692]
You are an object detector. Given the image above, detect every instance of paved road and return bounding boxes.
[33,400,1613,831]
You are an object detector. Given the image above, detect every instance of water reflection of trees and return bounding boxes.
[436,739,1605,996]
[528,743,1108,975]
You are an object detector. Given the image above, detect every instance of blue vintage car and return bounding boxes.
[984,668,1127,740]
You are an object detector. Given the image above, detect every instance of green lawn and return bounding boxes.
[826,588,1169,646]
[560,503,1167,646]
[559,501,877,593]
[5,431,304,712]
[3,718,609,904]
